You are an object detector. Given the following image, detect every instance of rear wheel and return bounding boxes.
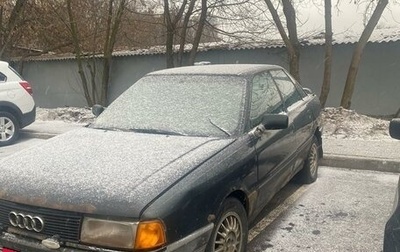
[298,136,319,184]
[206,198,248,252]
[0,112,20,147]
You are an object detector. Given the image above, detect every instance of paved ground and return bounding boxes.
[248,167,398,252]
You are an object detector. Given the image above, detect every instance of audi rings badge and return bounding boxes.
[9,211,45,232]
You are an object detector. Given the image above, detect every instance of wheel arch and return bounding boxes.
[314,127,323,158]
[226,190,249,216]
[0,102,23,126]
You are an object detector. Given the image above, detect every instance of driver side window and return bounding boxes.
[250,72,284,128]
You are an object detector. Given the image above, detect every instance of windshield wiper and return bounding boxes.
[129,128,185,136]
[208,118,231,137]
[90,126,184,136]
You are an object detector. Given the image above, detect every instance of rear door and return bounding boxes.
[0,65,34,114]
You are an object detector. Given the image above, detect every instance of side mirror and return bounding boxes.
[92,104,105,117]
[249,114,288,140]
[389,119,400,140]
[262,114,289,130]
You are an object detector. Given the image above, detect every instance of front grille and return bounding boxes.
[0,199,82,242]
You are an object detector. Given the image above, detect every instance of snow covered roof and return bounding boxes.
[15,27,400,62]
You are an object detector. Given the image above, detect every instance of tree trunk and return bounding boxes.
[340,0,388,109]
[163,0,188,68]
[100,0,126,106]
[282,0,300,82]
[319,0,333,108]
[177,0,196,66]
[264,0,299,82]
[66,0,93,107]
[188,0,207,65]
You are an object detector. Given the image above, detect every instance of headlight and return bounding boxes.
[81,217,166,250]
[135,221,167,250]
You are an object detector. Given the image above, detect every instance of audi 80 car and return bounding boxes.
[0,64,322,252]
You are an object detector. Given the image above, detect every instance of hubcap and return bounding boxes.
[213,212,242,252]
[0,117,15,142]
[309,143,318,175]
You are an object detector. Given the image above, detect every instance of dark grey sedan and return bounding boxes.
[384,118,400,252]
[0,64,322,252]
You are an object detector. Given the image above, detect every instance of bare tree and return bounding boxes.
[177,0,197,66]
[65,0,127,106]
[162,0,217,67]
[66,0,94,106]
[163,0,189,68]
[264,0,301,81]
[340,0,388,109]
[0,0,27,60]
[188,0,207,65]
[100,0,127,105]
[319,0,333,107]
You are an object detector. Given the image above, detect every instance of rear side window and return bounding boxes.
[0,72,6,82]
[8,66,23,80]
[270,70,303,108]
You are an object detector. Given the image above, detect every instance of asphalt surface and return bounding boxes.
[248,167,398,251]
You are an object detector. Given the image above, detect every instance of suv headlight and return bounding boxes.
[81,217,166,250]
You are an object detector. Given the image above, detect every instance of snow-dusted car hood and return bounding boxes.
[0,128,234,217]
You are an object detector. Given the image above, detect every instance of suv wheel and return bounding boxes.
[0,112,20,147]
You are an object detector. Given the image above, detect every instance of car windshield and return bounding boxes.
[91,74,247,137]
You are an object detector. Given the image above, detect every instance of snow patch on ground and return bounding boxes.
[36,107,95,124]
[36,107,392,140]
[322,107,391,140]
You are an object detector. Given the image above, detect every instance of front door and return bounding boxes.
[248,71,297,210]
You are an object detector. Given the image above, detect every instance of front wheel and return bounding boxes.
[298,136,319,184]
[206,198,248,252]
[0,112,20,147]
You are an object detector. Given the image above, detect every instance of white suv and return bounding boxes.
[0,61,35,146]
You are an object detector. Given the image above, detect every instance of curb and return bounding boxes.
[321,154,400,173]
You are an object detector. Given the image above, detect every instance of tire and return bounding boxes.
[0,112,20,147]
[298,136,319,184]
[206,198,248,252]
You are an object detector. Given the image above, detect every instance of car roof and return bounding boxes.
[0,61,9,68]
[147,64,283,76]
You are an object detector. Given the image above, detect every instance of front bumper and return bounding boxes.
[0,232,117,252]
[0,224,213,252]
